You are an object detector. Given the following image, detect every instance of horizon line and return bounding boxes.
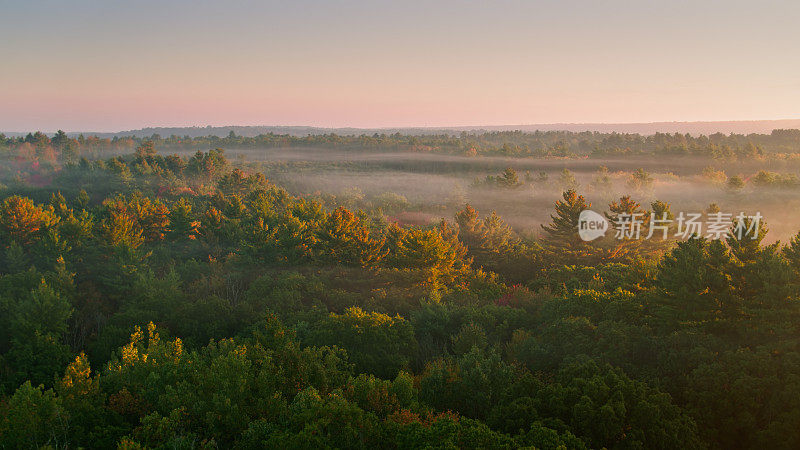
[5,117,800,135]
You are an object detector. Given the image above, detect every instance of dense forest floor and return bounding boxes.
[2,132,800,448]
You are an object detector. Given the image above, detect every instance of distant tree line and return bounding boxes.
[9,128,800,162]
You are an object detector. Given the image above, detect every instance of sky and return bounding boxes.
[1,0,799,132]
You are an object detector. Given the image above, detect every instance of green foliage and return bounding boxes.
[534,358,702,449]
[0,277,73,391]
[302,307,417,379]
[420,348,516,420]
[686,346,800,449]
[0,381,69,448]
[1,141,800,449]
[727,174,746,191]
[541,190,613,266]
[476,167,522,188]
[557,168,579,191]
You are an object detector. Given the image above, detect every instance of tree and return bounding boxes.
[55,353,110,447]
[654,237,739,328]
[188,148,229,181]
[1,279,73,391]
[454,204,487,251]
[727,175,745,191]
[455,205,520,272]
[541,190,587,243]
[603,195,649,262]
[627,168,654,195]
[535,359,701,449]
[167,198,198,240]
[218,168,266,195]
[0,196,59,247]
[419,348,516,420]
[100,209,144,250]
[540,190,599,266]
[303,307,417,379]
[244,271,320,317]
[783,230,800,274]
[500,167,519,187]
[316,207,387,268]
[388,222,471,288]
[686,348,800,449]
[557,168,579,191]
[0,381,69,448]
[590,165,614,199]
[134,141,156,158]
[51,130,69,150]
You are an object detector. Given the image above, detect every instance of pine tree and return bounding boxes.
[455,204,488,253]
[541,190,599,266]
[603,195,649,262]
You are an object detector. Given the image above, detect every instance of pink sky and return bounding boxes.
[2,1,799,131]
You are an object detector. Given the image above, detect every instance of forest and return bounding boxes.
[2,130,800,449]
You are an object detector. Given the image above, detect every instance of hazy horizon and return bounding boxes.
[6,118,800,137]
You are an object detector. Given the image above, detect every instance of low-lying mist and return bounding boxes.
[218,147,800,241]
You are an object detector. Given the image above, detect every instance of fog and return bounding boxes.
[216,147,800,241]
[6,142,800,242]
